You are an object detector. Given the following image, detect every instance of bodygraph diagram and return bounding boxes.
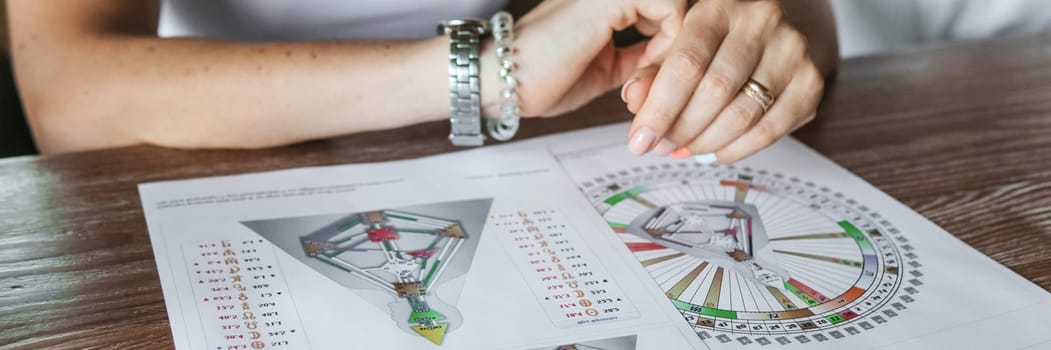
[242,199,492,345]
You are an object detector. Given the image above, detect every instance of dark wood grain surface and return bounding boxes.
[3,33,1051,349]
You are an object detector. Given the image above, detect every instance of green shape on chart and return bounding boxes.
[423,260,441,285]
[409,309,446,324]
[700,307,737,319]
[336,218,360,232]
[826,314,846,324]
[387,214,418,222]
[838,220,874,251]
[604,187,646,206]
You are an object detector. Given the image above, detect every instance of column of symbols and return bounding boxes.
[491,209,640,327]
[186,239,308,349]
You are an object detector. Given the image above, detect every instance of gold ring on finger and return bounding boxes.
[741,79,775,113]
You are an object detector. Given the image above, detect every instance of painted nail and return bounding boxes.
[694,153,718,164]
[621,78,639,103]
[652,138,676,156]
[628,126,655,155]
[670,147,692,159]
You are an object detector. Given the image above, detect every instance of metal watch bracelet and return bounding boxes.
[438,19,488,147]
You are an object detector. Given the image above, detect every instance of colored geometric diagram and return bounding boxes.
[242,199,491,346]
[578,163,919,343]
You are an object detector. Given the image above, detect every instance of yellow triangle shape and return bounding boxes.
[412,323,448,345]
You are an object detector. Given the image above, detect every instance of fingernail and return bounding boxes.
[694,153,718,164]
[652,138,676,156]
[621,78,640,103]
[670,147,692,159]
[628,126,655,155]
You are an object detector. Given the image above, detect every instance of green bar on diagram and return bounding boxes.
[838,220,874,252]
[701,307,737,319]
[604,187,645,206]
[423,260,441,285]
[337,217,360,232]
[388,214,418,222]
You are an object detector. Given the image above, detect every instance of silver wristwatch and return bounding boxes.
[438,19,489,147]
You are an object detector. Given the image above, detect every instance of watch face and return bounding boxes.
[438,19,488,35]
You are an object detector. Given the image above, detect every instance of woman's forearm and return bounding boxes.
[13,35,500,153]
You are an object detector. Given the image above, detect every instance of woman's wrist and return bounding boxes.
[422,32,506,125]
[478,37,505,119]
[415,36,465,125]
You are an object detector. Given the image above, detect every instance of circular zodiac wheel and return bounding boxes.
[580,161,917,339]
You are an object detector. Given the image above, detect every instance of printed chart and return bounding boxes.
[242,199,492,345]
[489,209,640,328]
[182,238,309,350]
[528,334,639,350]
[568,160,919,346]
[140,122,1051,349]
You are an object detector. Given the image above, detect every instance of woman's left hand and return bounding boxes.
[622,0,826,163]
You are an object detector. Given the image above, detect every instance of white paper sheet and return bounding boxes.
[139,122,1051,350]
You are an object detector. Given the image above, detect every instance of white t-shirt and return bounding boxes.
[158,0,507,40]
[159,0,1051,57]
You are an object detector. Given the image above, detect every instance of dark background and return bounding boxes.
[0,56,34,158]
[0,3,36,157]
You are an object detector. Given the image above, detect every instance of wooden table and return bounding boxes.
[3,33,1051,349]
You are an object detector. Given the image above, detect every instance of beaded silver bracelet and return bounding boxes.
[486,11,520,141]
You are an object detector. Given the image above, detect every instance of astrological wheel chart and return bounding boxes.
[578,161,922,345]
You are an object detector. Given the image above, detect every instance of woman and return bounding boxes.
[8,0,837,163]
